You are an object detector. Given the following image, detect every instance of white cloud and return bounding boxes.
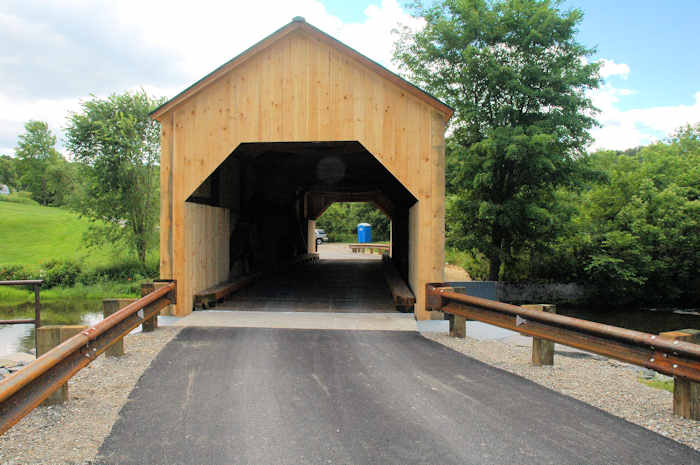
[589,62,700,151]
[598,58,630,79]
[0,93,82,156]
[2,3,697,157]
[1,0,418,155]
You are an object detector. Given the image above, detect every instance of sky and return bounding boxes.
[1,0,698,156]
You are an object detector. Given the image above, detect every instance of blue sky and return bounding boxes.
[565,0,699,110]
[1,0,697,154]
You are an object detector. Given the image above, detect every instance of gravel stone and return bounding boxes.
[0,327,180,465]
[423,332,699,451]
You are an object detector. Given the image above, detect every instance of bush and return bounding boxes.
[40,259,82,287]
[0,257,158,290]
[0,191,39,206]
[77,259,158,285]
[0,264,33,281]
[445,248,489,281]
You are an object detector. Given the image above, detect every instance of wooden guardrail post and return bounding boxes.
[102,299,137,356]
[444,313,466,338]
[36,325,87,404]
[140,283,159,331]
[659,329,700,420]
[522,304,556,366]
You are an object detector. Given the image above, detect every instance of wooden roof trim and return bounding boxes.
[150,18,454,121]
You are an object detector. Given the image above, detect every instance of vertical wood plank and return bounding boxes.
[157,29,449,317]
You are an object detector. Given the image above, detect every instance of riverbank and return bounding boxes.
[0,281,141,307]
[423,333,699,451]
[0,327,180,464]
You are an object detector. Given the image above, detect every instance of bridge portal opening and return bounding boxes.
[315,201,391,245]
[185,141,416,312]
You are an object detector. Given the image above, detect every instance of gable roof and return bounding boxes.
[150,17,453,121]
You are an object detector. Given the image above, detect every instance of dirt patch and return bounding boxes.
[444,263,471,281]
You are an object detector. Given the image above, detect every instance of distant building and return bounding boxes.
[0,184,9,195]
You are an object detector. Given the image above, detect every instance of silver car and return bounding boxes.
[315,229,328,245]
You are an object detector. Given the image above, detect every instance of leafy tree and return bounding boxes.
[0,155,19,191]
[65,91,163,264]
[529,124,700,305]
[14,121,72,205]
[316,202,390,242]
[395,0,601,280]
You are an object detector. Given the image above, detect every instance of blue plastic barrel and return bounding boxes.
[357,223,372,243]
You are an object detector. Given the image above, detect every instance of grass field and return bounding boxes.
[0,201,128,270]
[0,201,157,305]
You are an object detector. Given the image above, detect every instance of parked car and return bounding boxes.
[315,229,328,245]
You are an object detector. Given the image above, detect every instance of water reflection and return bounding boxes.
[561,307,699,334]
[0,299,178,357]
[417,307,698,341]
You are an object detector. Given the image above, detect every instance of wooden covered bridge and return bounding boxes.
[151,17,453,318]
[3,18,700,464]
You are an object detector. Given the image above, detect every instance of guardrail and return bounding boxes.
[426,283,700,383]
[349,243,389,254]
[0,281,176,435]
[0,280,42,328]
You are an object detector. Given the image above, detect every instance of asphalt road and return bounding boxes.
[97,328,699,464]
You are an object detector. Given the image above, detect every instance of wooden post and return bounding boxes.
[36,325,87,404]
[523,304,556,366]
[140,283,158,332]
[307,219,317,253]
[659,329,700,420]
[102,299,136,356]
[446,314,466,338]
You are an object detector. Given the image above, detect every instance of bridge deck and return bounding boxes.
[216,258,398,313]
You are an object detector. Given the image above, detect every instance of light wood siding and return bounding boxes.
[180,203,230,315]
[157,29,447,318]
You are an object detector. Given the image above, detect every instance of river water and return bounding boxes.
[1,300,698,357]
[0,299,178,357]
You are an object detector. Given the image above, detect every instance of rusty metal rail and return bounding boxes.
[426,283,700,383]
[0,281,176,435]
[0,280,42,328]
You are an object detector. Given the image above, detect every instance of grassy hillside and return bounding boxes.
[0,201,124,270]
[0,201,158,304]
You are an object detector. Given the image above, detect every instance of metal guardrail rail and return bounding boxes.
[426,283,700,383]
[0,281,176,435]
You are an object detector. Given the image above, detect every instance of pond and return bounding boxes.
[0,299,177,357]
[561,306,700,335]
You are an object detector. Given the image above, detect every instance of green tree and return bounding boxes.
[529,124,700,305]
[65,91,163,264]
[316,202,390,242]
[395,0,601,280]
[14,121,71,205]
[0,155,19,191]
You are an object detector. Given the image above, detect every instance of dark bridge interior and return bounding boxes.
[186,141,416,282]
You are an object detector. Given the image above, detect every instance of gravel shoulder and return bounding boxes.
[0,327,181,465]
[423,332,699,451]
